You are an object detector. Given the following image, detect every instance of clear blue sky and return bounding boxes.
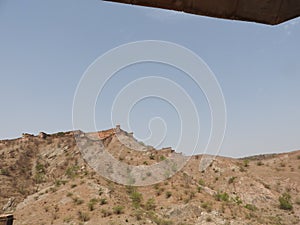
[1,0,300,157]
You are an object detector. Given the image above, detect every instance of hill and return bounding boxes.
[0,127,300,225]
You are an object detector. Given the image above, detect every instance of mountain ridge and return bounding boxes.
[0,128,299,224]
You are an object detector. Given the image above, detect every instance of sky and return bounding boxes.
[0,0,300,158]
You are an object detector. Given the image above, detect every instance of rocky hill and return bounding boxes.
[0,127,300,225]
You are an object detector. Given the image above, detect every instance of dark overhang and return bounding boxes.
[104,0,300,25]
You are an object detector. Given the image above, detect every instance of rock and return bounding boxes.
[2,197,15,211]
[22,133,34,141]
[38,132,47,139]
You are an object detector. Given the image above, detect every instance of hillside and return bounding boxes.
[0,127,300,225]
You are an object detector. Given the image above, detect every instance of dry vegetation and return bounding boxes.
[0,129,300,225]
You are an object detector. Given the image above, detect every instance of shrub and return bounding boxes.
[154,184,160,190]
[197,186,202,193]
[134,209,143,220]
[65,165,80,179]
[206,217,212,222]
[198,179,205,186]
[0,168,9,176]
[149,154,155,160]
[160,155,166,161]
[189,191,196,200]
[244,204,257,211]
[165,191,172,199]
[113,205,124,214]
[101,209,112,217]
[228,176,237,184]
[145,198,156,210]
[18,184,28,195]
[233,196,243,205]
[243,159,249,167]
[151,216,174,225]
[55,179,67,187]
[215,191,229,202]
[99,198,107,205]
[50,187,57,193]
[156,188,164,196]
[280,162,286,167]
[73,197,84,205]
[78,211,90,222]
[279,193,293,210]
[63,216,72,223]
[88,198,98,211]
[257,161,264,166]
[295,197,300,205]
[35,161,46,183]
[57,132,65,136]
[130,191,143,208]
[36,161,46,173]
[239,166,246,172]
[201,202,212,212]
[126,185,136,194]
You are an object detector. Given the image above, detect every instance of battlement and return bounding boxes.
[87,125,126,140]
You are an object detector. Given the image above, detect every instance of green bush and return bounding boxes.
[57,132,65,136]
[99,198,107,205]
[134,209,143,220]
[35,161,46,183]
[160,155,166,161]
[201,202,212,212]
[113,205,124,214]
[244,204,257,211]
[145,198,156,210]
[0,168,9,176]
[130,191,143,208]
[151,216,174,225]
[198,179,205,186]
[279,193,293,210]
[88,198,98,211]
[243,159,250,167]
[65,165,80,179]
[215,191,229,202]
[197,186,202,193]
[233,196,243,205]
[55,179,67,187]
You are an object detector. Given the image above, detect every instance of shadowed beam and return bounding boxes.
[103,0,300,25]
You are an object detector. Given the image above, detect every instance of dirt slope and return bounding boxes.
[0,129,300,225]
